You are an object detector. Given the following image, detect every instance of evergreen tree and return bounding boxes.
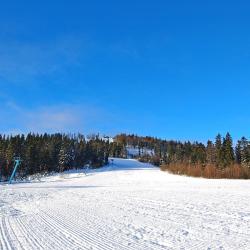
[221,133,234,168]
[235,140,242,164]
[215,134,223,167]
[236,137,250,167]
[58,141,71,172]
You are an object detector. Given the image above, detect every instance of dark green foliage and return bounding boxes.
[114,133,248,170]
[114,133,250,179]
[114,134,224,166]
[1,131,249,181]
[0,133,110,181]
[215,134,223,167]
[236,137,250,167]
[221,133,234,168]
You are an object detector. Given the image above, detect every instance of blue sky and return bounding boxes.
[0,0,249,141]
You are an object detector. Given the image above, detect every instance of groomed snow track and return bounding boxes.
[0,158,250,249]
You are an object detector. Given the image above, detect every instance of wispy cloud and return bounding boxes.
[1,101,111,135]
[0,35,90,83]
[2,102,78,134]
[24,106,80,133]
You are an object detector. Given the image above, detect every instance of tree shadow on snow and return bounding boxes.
[12,185,101,189]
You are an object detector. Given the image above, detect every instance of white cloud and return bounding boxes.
[1,101,113,135]
[24,106,80,133]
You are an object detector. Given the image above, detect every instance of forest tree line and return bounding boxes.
[1,132,250,181]
[114,133,250,179]
[0,133,110,181]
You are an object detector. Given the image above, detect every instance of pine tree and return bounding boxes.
[215,134,223,167]
[236,137,250,167]
[58,141,71,172]
[221,133,234,168]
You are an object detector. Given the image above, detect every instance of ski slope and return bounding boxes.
[0,158,250,250]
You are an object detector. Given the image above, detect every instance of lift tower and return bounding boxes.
[9,157,22,184]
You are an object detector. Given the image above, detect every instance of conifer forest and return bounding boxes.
[1,132,249,180]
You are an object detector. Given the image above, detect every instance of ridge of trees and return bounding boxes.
[0,133,110,181]
[114,133,250,179]
[1,132,250,181]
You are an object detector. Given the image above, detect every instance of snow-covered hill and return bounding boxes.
[0,158,250,249]
[126,146,155,158]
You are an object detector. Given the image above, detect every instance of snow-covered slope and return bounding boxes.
[0,158,250,250]
[126,146,155,158]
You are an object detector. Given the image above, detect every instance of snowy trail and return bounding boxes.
[0,158,250,250]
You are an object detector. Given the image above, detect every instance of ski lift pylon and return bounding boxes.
[9,157,22,184]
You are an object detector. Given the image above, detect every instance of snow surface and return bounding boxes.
[0,158,250,250]
[126,146,155,158]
